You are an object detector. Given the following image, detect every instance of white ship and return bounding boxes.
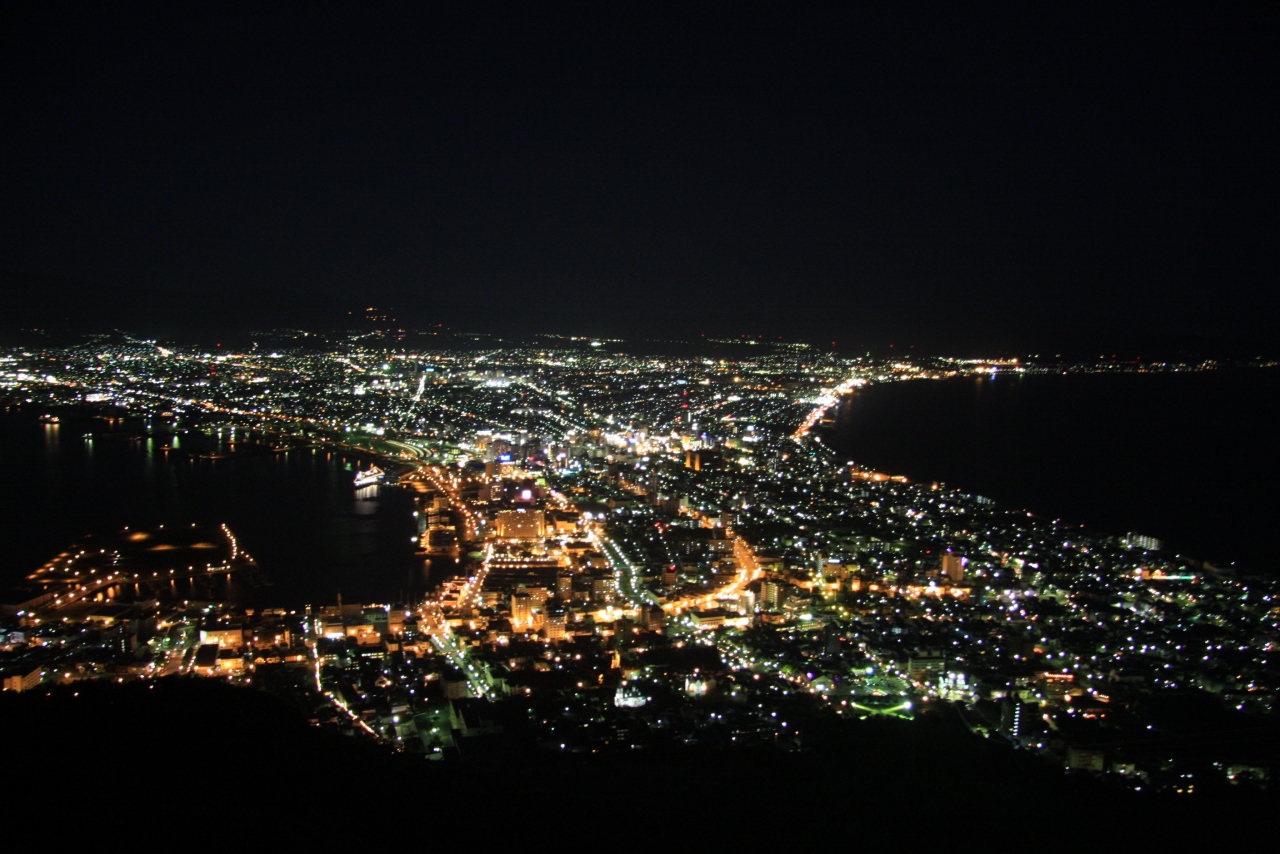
[354,465,384,487]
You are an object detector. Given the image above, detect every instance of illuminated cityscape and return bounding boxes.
[2,330,1276,798]
[2,3,1275,833]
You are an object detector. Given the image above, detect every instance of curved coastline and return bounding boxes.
[816,370,1279,571]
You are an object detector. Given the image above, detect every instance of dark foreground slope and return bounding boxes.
[3,679,1271,842]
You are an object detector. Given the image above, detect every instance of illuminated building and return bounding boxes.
[199,624,244,649]
[2,666,42,693]
[907,650,946,681]
[1123,532,1163,551]
[556,570,573,600]
[1038,672,1076,702]
[762,580,787,610]
[496,509,546,540]
[661,564,677,589]
[1000,696,1043,740]
[691,608,749,630]
[641,604,666,631]
[544,597,567,641]
[590,577,613,604]
[511,592,533,627]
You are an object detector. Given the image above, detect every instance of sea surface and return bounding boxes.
[826,368,1280,572]
[0,412,443,607]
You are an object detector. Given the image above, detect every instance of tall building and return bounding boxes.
[941,553,964,583]
[762,580,786,610]
[544,597,567,641]
[1000,696,1043,740]
[556,570,574,601]
[511,592,533,628]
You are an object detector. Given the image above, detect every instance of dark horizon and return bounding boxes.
[3,5,1276,354]
[1,269,1272,362]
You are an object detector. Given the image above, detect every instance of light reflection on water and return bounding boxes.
[2,411,449,607]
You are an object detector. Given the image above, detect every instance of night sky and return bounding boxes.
[2,5,1275,351]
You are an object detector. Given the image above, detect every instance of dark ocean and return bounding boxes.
[826,369,1280,572]
[0,412,438,607]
